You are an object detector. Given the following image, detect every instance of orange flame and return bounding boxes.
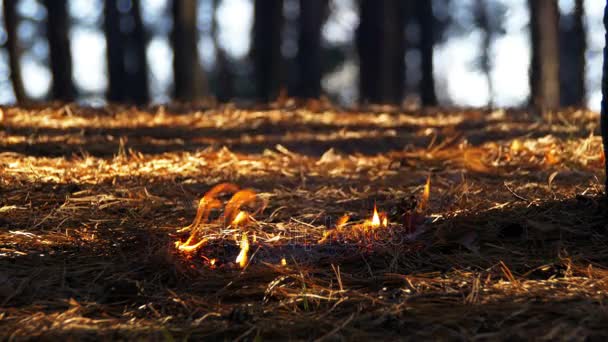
[224,189,257,224]
[336,215,349,231]
[371,204,381,228]
[418,175,431,212]
[510,139,523,154]
[382,216,388,227]
[235,233,250,268]
[232,211,248,226]
[545,149,559,165]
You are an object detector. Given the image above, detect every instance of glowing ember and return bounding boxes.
[235,233,250,268]
[281,257,287,266]
[545,150,559,165]
[510,139,523,153]
[209,258,216,266]
[371,204,381,228]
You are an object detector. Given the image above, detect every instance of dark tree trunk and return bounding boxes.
[104,0,127,102]
[529,0,560,111]
[103,0,149,104]
[416,0,437,106]
[601,1,608,191]
[295,0,327,99]
[252,0,283,102]
[44,0,75,101]
[559,0,586,107]
[475,0,493,107]
[171,0,207,101]
[129,0,149,104]
[3,0,27,103]
[357,0,405,104]
[212,0,234,102]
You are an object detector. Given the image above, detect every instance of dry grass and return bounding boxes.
[1,104,607,340]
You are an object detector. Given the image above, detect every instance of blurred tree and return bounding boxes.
[559,0,586,107]
[602,1,608,190]
[43,0,75,101]
[104,0,149,104]
[415,0,437,106]
[529,0,560,111]
[474,0,492,107]
[295,0,327,99]
[171,0,207,101]
[212,0,234,102]
[2,0,27,103]
[357,0,405,104]
[252,0,283,102]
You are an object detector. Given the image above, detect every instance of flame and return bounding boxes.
[224,189,257,224]
[336,215,349,231]
[235,233,250,268]
[418,175,431,211]
[371,204,381,228]
[281,257,287,266]
[178,183,239,232]
[232,211,248,226]
[382,216,388,227]
[545,150,559,165]
[209,258,216,267]
[510,139,523,154]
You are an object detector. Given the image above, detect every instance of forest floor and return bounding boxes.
[1,103,608,340]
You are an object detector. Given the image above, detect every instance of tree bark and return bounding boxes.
[475,0,493,107]
[559,0,586,107]
[104,0,127,103]
[528,0,560,111]
[171,0,207,101]
[296,0,327,99]
[212,0,234,102]
[357,0,405,104]
[416,0,437,106]
[601,1,608,191]
[44,0,75,101]
[103,0,149,104]
[3,0,27,103]
[252,0,283,102]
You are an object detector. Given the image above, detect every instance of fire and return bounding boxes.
[281,257,287,266]
[371,204,381,228]
[510,139,523,154]
[417,175,431,212]
[235,233,250,268]
[175,183,262,261]
[232,211,248,226]
[336,215,349,231]
[545,149,559,165]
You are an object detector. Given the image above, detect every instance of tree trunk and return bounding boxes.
[296,0,327,99]
[212,0,234,102]
[104,0,127,103]
[528,0,560,111]
[416,0,437,106]
[252,0,283,102]
[103,0,149,104]
[3,0,27,103]
[357,0,405,104]
[171,0,207,101]
[129,0,149,104]
[475,0,493,107]
[559,0,586,107]
[44,0,75,101]
[601,1,608,191]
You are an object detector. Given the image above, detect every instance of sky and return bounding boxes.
[0,0,604,111]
